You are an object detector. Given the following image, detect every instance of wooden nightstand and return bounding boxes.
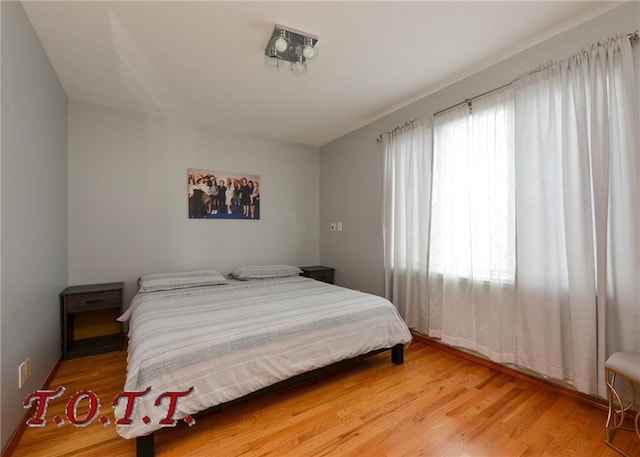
[60,282,124,360]
[299,266,335,284]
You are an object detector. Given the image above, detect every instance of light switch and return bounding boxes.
[337,222,343,231]
[330,223,337,231]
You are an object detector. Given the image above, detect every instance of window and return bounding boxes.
[429,88,515,282]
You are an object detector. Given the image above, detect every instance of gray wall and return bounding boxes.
[319,1,640,296]
[68,101,320,305]
[1,1,68,450]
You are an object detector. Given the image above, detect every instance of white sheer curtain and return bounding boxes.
[428,87,517,363]
[514,34,640,396]
[382,120,432,331]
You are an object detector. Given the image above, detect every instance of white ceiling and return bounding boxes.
[22,1,619,147]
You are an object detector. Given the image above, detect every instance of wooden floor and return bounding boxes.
[10,341,640,457]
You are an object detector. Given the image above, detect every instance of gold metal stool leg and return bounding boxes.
[605,367,639,457]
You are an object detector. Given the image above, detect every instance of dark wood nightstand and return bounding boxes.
[60,282,124,360]
[299,266,335,284]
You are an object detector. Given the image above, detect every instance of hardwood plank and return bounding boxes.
[7,342,637,457]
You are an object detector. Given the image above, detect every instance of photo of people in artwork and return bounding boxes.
[188,168,260,220]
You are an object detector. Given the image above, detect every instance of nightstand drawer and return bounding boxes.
[307,270,334,283]
[299,266,335,284]
[66,290,121,313]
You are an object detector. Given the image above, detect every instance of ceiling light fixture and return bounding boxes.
[264,24,318,74]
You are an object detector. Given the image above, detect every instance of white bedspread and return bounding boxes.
[115,276,412,439]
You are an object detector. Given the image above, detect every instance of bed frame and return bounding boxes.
[135,343,404,457]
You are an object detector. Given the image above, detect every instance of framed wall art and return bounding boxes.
[188,168,260,219]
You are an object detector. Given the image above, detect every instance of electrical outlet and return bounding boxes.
[18,361,26,389]
[18,357,31,388]
[330,223,337,231]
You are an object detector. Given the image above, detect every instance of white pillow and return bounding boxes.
[230,265,302,280]
[139,269,228,292]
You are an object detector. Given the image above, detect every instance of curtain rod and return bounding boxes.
[433,30,638,119]
[432,82,512,118]
[379,30,639,140]
[376,119,418,143]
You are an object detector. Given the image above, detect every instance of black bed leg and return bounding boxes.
[391,344,404,365]
[136,433,155,457]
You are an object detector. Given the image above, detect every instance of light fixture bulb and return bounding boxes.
[274,35,288,53]
[302,37,315,60]
[264,46,280,67]
[302,44,315,59]
[292,59,306,74]
[265,56,281,68]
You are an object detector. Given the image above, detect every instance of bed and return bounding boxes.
[115,268,412,457]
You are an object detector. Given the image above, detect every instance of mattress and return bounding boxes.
[115,276,412,439]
